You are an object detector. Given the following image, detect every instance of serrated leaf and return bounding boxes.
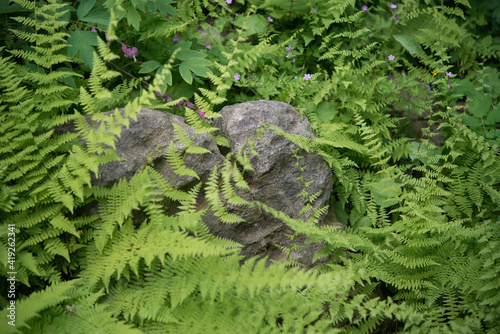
[469,94,492,118]
[140,60,161,73]
[393,34,424,55]
[156,0,177,15]
[126,4,141,30]
[67,30,98,68]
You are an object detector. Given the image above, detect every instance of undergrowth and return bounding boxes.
[0,0,499,333]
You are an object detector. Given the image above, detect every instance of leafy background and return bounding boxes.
[0,0,499,332]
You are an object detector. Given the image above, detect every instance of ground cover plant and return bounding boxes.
[1,0,499,332]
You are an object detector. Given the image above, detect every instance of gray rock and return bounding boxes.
[210,101,333,267]
[64,103,333,268]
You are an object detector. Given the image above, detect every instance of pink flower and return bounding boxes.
[388,54,395,61]
[186,101,195,110]
[198,108,205,118]
[286,45,293,52]
[268,16,273,22]
[362,5,368,11]
[226,0,232,4]
[447,85,451,89]
[206,44,212,49]
[122,44,138,62]
[390,3,397,9]
[234,73,240,81]
[312,8,317,13]
[91,27,97,33]
[446,72,453,77]
[173,35,180,42]
[303,74,311,80]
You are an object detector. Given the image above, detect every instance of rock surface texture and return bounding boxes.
[69,102,333,268]
[210,101,333,267]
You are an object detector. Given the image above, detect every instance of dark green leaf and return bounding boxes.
[67,30,98,68]
[77,0,95,20]
[179,64,193,84]
[156,0,177,15]
[80,8,110,25]
[316,102,337,122]
[140,60,161,73]
[393,34,424,55]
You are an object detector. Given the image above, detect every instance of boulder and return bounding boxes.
[209,101,333,267]
[66,102,334,268]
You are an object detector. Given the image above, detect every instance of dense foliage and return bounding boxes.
[1,0,499,332]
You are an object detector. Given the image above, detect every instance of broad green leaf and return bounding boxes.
[67,30,98,68]
[179,64,193,84]
[177,49,206,61]
[234,14,268,36]
[183,58,212,67]
[126,4,141,30]
[156,65,172,87]
[77,0,95,20]
[80,7,110,25]
[368,179,401,208]
[303,32,315,46]
[486,106,500,124]
[140,60,161,73]
[353,217,372,228]
[393,34,424,55]
[316,102,337,122]
[469,94,492,118]
[156,0,177,15]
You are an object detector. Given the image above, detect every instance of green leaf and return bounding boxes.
[303,32,315,46]
[156,65,172,87]
[393,34,424,55]
[156,0,177,15]
[486,106,500,124]
[316,102,337,122]
[125,3,141,30]
[179,64,193,84]
[177,49,206,61]
[368,179,401,208]
[77,0,96,20]
[67,30,98,68]
[353,217,372,228]
[463,115,482,128]
[140,60,161,73]
[80,7,110,25]
[469,94,492,118]
[234,14,268,36]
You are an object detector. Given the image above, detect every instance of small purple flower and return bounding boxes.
[206,44,212,49]
[167,96,172,102]
[226,0,232,4]
[446,72,453,77]
[198,108,205,119]
[186,101,195,110]
[447,85,451,89]
[91,27,97,33]
[268,16,273,22]
[294,76,298,79]
[388,54,395,61]
[362,5,368,11]
[286,45,293,52]
[304,74,311,81]
[173,35,180,42]
[155,91,168,102]
[312,8,317,13]
[390,3,397,9]
[293,58,295,62]
[234,73,240,81]
[121,43,128,54]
